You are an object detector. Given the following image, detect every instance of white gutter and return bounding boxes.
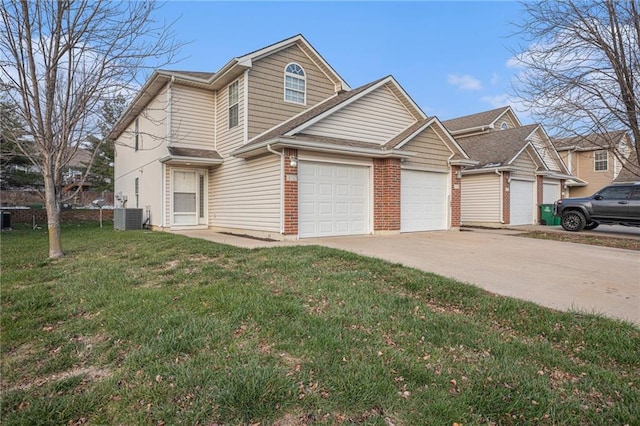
[450,124,494,136]
[266,144,285,234]
[234,138,415,159]
[159,155,223,165]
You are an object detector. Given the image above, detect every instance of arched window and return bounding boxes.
[500,122,508,130]
[284,63,305,104]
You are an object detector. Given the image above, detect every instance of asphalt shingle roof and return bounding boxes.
[442,106,510,133]
[552,130,629,151]
[168,146,222,160]
[614,151,640,183]
[456,124,539,169]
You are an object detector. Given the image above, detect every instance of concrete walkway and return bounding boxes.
[172,227,640,326]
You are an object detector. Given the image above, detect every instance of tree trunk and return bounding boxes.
[43,172,64,259]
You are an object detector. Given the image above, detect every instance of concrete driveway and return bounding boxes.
[173,228,640,326]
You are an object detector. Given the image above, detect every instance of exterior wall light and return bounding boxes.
[289,156,298,168]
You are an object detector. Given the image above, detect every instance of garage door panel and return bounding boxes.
[401,170,448,232]
[299,161,370,238]
[543,182,561,204]
[510,180,534,225]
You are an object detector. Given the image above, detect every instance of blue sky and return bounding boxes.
[155,1,527,121]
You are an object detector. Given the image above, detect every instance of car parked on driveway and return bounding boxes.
[553,183,640,231]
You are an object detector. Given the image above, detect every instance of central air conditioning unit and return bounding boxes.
[114,208,143,230]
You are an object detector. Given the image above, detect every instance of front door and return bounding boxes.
[172,169,207,226]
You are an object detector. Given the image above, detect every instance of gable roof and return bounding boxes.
[232,76,427,158]
[442,106,520,134]
[108,34,349,141]
[614,150,640,183]
[552,130,629,151]
[456,124,544,170]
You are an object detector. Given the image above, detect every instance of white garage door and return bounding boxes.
[298,161,369,238]
[543,181,561,204]
[401,170,448,232]
[510,179,534,225]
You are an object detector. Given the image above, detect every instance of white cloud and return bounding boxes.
[447,74,483,91]
[490,72,499,85]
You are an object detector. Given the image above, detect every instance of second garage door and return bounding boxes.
[401,170,448,232]
[510,179,535,225]
[298,161,370,238]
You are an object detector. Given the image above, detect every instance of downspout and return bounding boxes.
[496,169,505,224]
[163,76,175,229]
[167,76,174,145]
[267,144,285,234]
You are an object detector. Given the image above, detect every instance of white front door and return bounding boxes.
[510,179,534,225]
[401,170,448,232]
[298,161,370,238]
[172,169,207,226]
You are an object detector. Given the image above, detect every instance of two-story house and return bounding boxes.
[443,106,572,226]
[110,35,473,239]
[552,131,636,197]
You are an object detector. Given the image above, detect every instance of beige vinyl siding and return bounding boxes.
[461,173,501,223]
[209,155,281,232]
[528,130,561,171]
[215,78,245,154]
[569,150,616,197]
[511,151,537,178]
[212,77,281,233]
[401,126,453,169]
[303,85,415,144]
[113,85,168,228]
[247,44,336,139]
[496,110,519,129]
[171,84,215,149]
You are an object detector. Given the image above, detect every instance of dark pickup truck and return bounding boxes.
[553,183,640,231]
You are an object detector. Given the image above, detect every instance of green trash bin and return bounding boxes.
[539,204,558,226]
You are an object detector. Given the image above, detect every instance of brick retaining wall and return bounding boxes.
[1,208,114,225]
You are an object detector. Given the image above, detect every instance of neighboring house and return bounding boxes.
[552,131,636,197]
[443,106,572,226]
[110,35,473,239]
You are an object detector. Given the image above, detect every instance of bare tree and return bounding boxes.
[511,0,639,177]
[1,1,181,258]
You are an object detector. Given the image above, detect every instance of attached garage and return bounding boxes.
[542,180,561,204]
[298,161,370,238]
[510,179,535,225]
[401,169,448,232]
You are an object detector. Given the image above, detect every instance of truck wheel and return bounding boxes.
[584,221,599,230]
[561,211,586,232]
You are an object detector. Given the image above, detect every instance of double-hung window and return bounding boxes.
[594,150,608,171]
[228,81,239,128]
[284,63,305,104]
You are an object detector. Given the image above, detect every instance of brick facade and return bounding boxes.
[373,158,401,231]
[502,172,511,225]
[1,208,114,226]
[450,166,462,228]
[283,148,298,235]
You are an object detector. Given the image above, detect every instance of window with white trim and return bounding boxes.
[594,150,608,171]
[500,122,508,130]
[228,81,239,128]
[284,63,306,104]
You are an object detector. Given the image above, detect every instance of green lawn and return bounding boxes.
[1,224,638,425]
